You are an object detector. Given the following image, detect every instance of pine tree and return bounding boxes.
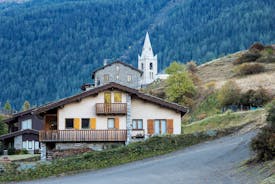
[4,101,11,111]
[22,101,31,111]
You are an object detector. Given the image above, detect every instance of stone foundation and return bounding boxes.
[55,142,124,151]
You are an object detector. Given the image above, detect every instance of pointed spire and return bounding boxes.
[141,32,154,58]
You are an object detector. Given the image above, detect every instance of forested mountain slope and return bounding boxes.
[0,0,274,110]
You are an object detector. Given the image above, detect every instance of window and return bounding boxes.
[104,92,111,103]
[116,65,120,71]
[116,75,119,80]
[154,120,167,135]
[127,75,132,82]
[104,74,109,82]
[97,77,100,86]
[141,63,144,70]
[65,119,74,129]
[107,118,115,129]
[82,119,90,129]
[28,141,33,149]
[132,119,143,130]
[21,119,32,130]
[150,63,153,70]
[114,92,122,103]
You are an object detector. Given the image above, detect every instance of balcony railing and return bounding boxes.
[39,130,127,142]
[96,103,127,115]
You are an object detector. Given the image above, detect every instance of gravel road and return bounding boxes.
[21,131,261,184]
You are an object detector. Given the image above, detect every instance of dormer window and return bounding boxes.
[150,63,153,70]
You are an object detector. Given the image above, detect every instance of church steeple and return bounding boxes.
[138,32,158,85]
[141,32,154,58]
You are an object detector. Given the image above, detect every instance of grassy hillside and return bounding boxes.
[183,109,266,134]
[197,45,275,95]
[0,0,274,109]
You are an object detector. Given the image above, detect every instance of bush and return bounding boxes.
[240,88,272,107]
[20,149,29,155]
[236,63,265,75]
[233,52,261,65]
[217,80,241,107]
[7,148,15,155]
[251,100,275,162]
[186,61,198,73]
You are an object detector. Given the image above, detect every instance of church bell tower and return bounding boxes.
[138,32,158,85]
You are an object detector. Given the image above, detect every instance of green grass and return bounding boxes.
[191,92,220,120]
[0,129,238,182]
[183,109,265,134]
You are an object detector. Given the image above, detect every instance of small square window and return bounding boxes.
[132,119,143,130]
[82,119,90,129]
[65,119,74,129]
[107,118,115,129]
[104,74,109,82]
[127,75,132,82]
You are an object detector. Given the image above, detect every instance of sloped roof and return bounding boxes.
[3,82,188,123]
[91,61,143,79]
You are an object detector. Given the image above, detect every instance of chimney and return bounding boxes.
[103,59,108,66]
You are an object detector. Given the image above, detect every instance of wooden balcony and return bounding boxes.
[39,130,127,142]
[96,103,127,115]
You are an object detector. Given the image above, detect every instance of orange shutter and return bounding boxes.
[74,118,80,130]
[90,118,96,129]
[114,117,119,129]
[147,119,154,135]
[167,119,174,134]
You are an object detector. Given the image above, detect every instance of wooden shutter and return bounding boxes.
[74,118,80,130]
[147,119,154,135]
[90,118,96,129]
[167,119,174,134]
[114,117,119,129]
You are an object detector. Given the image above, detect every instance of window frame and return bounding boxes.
[114,92,122,103]
[104,74,109,82]
[127,74,132,82]
[107,118,115,129]
[132,119,143,130]
[21,119,32,130]
[154,119,167,135]
[65,118,74,129]
[81,118,90,129]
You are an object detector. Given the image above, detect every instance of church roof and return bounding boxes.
[91,60,143,79]
[140,32,155,58]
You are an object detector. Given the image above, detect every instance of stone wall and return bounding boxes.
[94,62,141,88]
[55,142,124,151]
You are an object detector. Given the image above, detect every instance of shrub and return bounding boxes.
[20,149,29,155]
[217,80,241,107]
[256,56,275,63]
[240,88,272,107]
[249,42,265,51]
[233,52,261,65]
[236,63,265,76]
[186,61,198,73]
[7,148,15,155]
[251,100,275,162]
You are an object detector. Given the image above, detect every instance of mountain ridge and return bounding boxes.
[0,0,274,110]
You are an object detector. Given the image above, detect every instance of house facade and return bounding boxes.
[0,110,43,154]
[1,82,187,160]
